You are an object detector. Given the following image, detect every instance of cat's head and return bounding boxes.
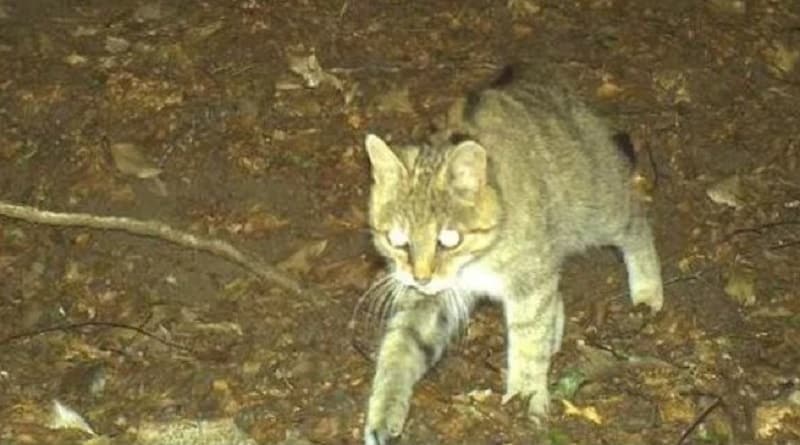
[365,134,501,295]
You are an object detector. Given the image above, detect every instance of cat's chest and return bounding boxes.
[456,263,506,300]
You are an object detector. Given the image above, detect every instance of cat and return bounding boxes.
[361,66,663,445]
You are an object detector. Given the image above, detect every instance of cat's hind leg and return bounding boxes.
[617,213,663,312]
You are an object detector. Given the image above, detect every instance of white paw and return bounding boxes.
[502,386,550,427]
[364,398,408,445]
[365,428,396,445]
[632,284,663,312]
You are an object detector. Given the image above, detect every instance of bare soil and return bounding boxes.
[1,1,799,444]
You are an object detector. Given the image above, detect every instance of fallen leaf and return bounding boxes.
[373,86,414,114]
[659,395,696,423]
[316,256,373,290]
[277,429,314,445]
[193,321,244,336]
[596,78,623,99]
[508,0,542,18]
[724,266,756,306]
[560,399,603,424]
[709,0,746,15]
[231,209,289,236]
[48,400,96,436]
[277,240,328,275]
[137,418,256,445]
[104,36,130,54]
[754,401,800,439]
[706,174,744,209]
[110,143,162,179]
[763,41,799,77]
[64,52,88,66]
[134,2,168,21]
[466,388,494,403]
[654,70,691,105]
[287,52,343,90]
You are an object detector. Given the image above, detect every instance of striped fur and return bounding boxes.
[363,66,663,445]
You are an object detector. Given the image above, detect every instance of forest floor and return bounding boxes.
[1,1,798,444]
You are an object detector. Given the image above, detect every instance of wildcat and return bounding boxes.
[362,66,663,445]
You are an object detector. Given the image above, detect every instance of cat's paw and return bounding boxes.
[502,387,550,427]
[631,284,663,312]
[364,400,408,445]
[364,427,398,445]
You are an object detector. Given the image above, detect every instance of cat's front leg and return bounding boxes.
[365,292,464,445]
[502,276,563,426]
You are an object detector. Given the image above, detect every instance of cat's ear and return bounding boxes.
[365,134,406,186]
[447,140,487,202]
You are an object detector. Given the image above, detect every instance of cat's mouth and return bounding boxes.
[394,270,451,295]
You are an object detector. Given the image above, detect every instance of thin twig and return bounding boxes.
[769,239,800,250]
[351,338,374,363]
[676,397,722,445]
[0,200,306,295]
[723,220,800,242]
[0,320,194,353]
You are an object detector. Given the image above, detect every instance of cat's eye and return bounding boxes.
[386,228,409,248]
[437,229,461,249]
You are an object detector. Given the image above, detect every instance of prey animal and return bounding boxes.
[361,66,663,445]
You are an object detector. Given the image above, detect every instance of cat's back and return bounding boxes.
[453,67,617,166]
[449,66,629,187]
[447,66,636,247]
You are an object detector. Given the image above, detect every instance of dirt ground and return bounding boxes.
[1,1,799,444]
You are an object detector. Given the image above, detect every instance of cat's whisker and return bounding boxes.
[351,274,394,332]
[377,282,402,328]
[447,288,465,339]
[441,289,459,335]
[455,288,470,341]
[365,277,394,321]
[353,275,391,320]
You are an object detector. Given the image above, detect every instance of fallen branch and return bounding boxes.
[0,200,306,295]
[0,318,193,353]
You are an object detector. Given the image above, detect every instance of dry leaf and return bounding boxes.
[64,52,88,66]
[466,388,494,403]
[754,401,800,439]
[193,321,244,336]
[374,86,414,114]
[560,399,603,424]
[278,240,328,275]
[709,0,746,15]
[110,143,162,179]
[104,36,130,54]
[706,174,744,209]
[232,209,289,236]
[763,42,799,76]
[137,418,256,445]
[48,399,96,436]
[724,266,756,306]
[508,0,541,18]
[287,53,342,90]
[596,78,623,99]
